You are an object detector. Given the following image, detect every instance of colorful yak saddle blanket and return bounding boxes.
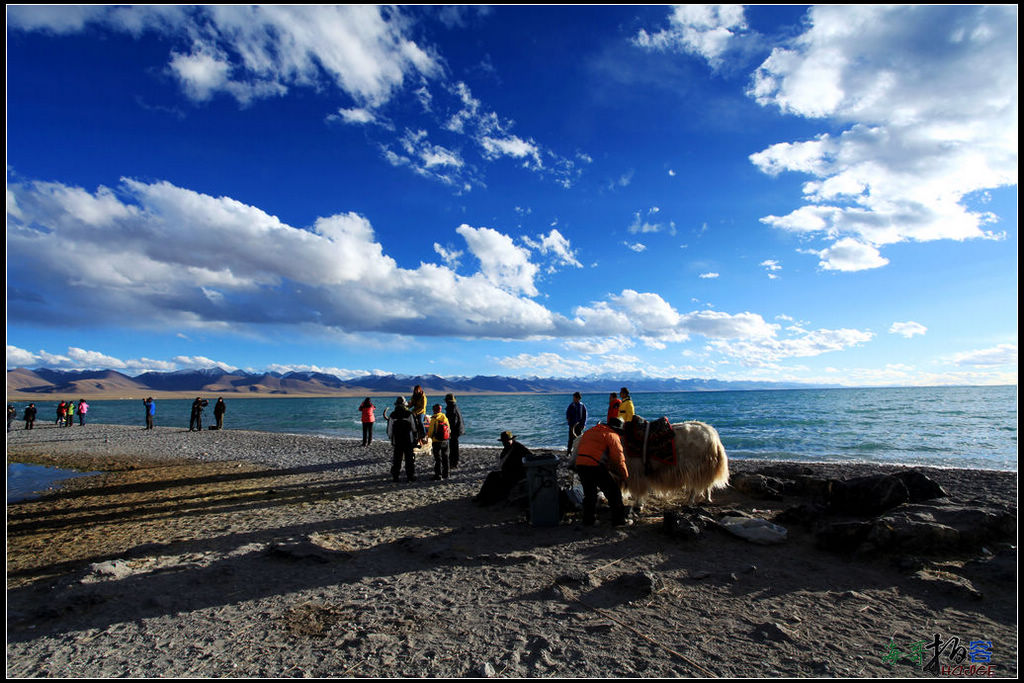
[622,416,676,466]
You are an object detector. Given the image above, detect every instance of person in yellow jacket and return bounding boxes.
[618,387,635,423]
[573,417,629,526]
[410,385,428,446]
[427,404,451,480]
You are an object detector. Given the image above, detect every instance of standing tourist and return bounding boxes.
[358,397,375,446]
[143,397,155,430]
[410,385,428,446]
[213,398,227,430]
[189,397,208,431]
[77,399,89,426]
[607,392,621,423]
[56,400,66,426]
[573,417,629,526]
[444,394,465,469]
[7,404,16,432]
[428,404,452,481]
[383,397,417,483]
[618,387,635,424]
[24,403,37,430]
[565,392,588,454]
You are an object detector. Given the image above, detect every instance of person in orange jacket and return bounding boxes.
[573,417,629,526]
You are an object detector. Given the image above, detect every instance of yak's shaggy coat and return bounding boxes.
[625,420,729,505]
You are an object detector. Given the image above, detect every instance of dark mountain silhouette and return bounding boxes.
[7,367,833,398]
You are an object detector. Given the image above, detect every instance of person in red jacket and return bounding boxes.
[358,397,375,446]
[574,417,629,526]
[606,392,621,422]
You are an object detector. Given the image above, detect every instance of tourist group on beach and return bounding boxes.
[54,399,90,427]
[10,385,638,525]
[360,386,466,484]
[374,384,638,527]
[7,400,85,431]
[473,386,638,528]
[138,396,227,431]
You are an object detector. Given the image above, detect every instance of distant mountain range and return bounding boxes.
[6,366,836,399]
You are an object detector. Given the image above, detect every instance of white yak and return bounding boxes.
[626,421,730,506]
[572,420,729,507]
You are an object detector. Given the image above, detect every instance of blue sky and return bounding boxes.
[6,5,1018,386]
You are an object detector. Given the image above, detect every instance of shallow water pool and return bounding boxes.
[7,462,100,503]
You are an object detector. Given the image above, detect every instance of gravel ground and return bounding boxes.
[6,422,1018,678]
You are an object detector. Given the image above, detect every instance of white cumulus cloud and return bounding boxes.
[889,321,928,338]
[748,5,1016,271]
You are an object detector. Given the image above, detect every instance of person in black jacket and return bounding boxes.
[24,403,37,430]
[213,398,226,430]
[382,397,418,483]
[444,393,465,470]
[473,431,530,506]
[189,397,208,431]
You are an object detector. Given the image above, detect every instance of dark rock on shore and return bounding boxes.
[828,473,910,515]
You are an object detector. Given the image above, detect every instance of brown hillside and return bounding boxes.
[6,368,53,392]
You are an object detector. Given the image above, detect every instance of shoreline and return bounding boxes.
[6,423,1018,678]
[7,421,1016,474]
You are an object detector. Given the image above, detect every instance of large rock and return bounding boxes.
[868,515,961,554]
[815,502,1013,556]
[662,506,717,540]
[885,503,1015,548]
[828,474,909,516]
[729,473,784,500]
[892,469,948,502]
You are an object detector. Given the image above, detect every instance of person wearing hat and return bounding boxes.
[573,417,629,526]
[444,393,465,469]
[473,431,531,506]
[382,397,418,482]
[565,391,588,454]
[428,404,452,480]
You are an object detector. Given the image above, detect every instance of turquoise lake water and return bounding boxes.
[10,385,1016,472]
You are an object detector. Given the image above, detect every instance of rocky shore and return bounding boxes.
[6,423,1018,678]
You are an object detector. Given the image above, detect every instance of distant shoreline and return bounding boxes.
[7,383,1017,402]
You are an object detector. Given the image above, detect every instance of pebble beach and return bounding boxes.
[6,422,1018,678]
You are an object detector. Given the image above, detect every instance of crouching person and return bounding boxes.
[473,431,529,506]
[573,417,629,526]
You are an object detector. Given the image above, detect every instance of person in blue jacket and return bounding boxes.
[565,391,587,454]
[143,397,156,430]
